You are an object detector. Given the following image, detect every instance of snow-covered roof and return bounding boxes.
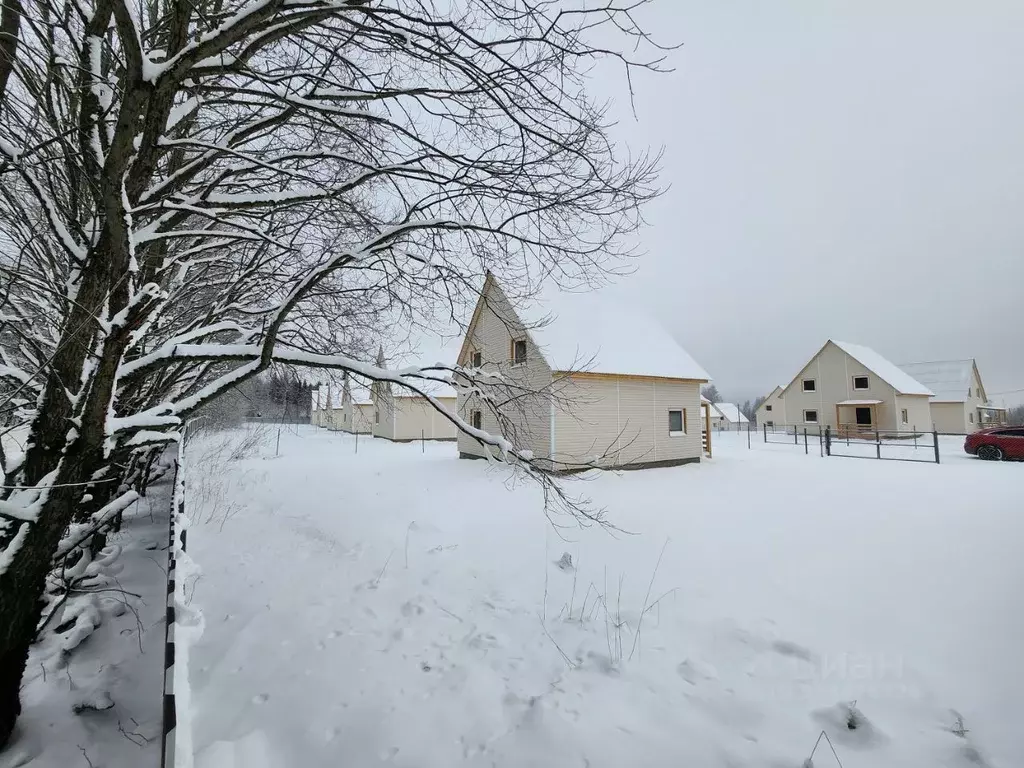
[713,402,749,423]
[831,341,933,396]
[897,359,975,402]
[519,283,710,381]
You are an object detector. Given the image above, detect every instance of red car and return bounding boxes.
[964,427,1024,461]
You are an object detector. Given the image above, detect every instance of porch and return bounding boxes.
[834,399,884,439]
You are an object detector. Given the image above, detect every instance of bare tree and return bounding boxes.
[0,0,669,744]
[701,384,721,404]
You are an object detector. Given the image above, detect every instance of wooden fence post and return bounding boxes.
[875,429,881,459]
[824,426,831,456]
[933,430,940,464]
[804,428,808,455]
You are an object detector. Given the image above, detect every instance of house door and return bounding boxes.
[855,407,872,426]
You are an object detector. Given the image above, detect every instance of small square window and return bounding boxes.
[511,339,527,365]
[766,405,772,412]
[668,409,686,434]
[852,375,869,390]
[803,409,818,423]
[969,413,974,424]
[471,351,482,368]
[802,379,816,392]
[901,408,909,424]
[766,420,774,428]
[471,410,482,430]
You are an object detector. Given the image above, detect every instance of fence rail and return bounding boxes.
[824,426,940,464]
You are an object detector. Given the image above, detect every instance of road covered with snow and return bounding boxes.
[183,425,1023,768]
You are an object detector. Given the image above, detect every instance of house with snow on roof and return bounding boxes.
[371,349,458,442]
[897,359,1007,434]
[340,375,374,434]
[755,385,786,428]
[712,402,749,429]
[775,340,933,435]
[454,274,712,471]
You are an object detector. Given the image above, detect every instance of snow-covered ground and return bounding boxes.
[184,425,1022,768]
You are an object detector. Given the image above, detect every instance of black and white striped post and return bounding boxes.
[161,436,189,768]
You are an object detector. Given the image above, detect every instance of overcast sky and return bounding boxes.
[594,1,1024,406]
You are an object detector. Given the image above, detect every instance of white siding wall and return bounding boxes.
[894,395,933,434]
[456,281,555,461]
[552,376,702,469]
[929,401,968,434]
[372,387,395,439]
[781,342,900,430]
[392,397,458,441]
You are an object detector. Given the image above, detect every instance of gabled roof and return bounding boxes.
[830,341,933,396]
[759,385,783,404]
[897,359,979,402]
[713,402,749,423]
[473,275,710,381]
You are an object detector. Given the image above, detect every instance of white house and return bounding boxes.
[775,340,933,435]
[702,396,724,430]
[755,385,786,428]
[898,359,1008,433]
[712,402,749,429]
[340,377,374,434]
[454,274,712,471]
[370,353,459,443]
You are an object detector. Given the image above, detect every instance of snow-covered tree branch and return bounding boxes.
[0,0,668,747]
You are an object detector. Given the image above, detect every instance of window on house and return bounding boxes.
[802,379,816,392]
[969,413,974,424]
[968,387,972,398]
[766,405,772,412]
[375,410,379,424]
[766,420,774,428]
[471,351,482,368]
[511,339,527,365]
[852,375,869,391]
[803,409,818,423]
[668,409,686,435]
[471,410,482,430]
[901,408,909,424]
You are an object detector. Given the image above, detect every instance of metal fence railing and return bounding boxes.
[824,426,940,464]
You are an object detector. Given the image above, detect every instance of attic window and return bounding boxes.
[766,405,772,412]
[852,375,869,391]
[471,351,482,368]
[511,338,527,366]
[802,379,816,392]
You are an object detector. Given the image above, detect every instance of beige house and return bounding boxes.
[340,379,374,434]
[755,385,786,428]
[898,359,1008,434]
[371,376,458,442]
[454,275,711,471]
[777,340,933,435]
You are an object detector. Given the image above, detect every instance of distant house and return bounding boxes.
[370,351,458,442]
[702,396,724,430]
[340,378,374,434]
[713,402,749,429]
[776,340,933,435]
[454,274,712,470]
[898,359,1008,434]
[755,385,786,428]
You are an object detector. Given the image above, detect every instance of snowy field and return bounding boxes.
[182,424,1022,768]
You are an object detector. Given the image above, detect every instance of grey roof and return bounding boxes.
[897,359,976,402]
